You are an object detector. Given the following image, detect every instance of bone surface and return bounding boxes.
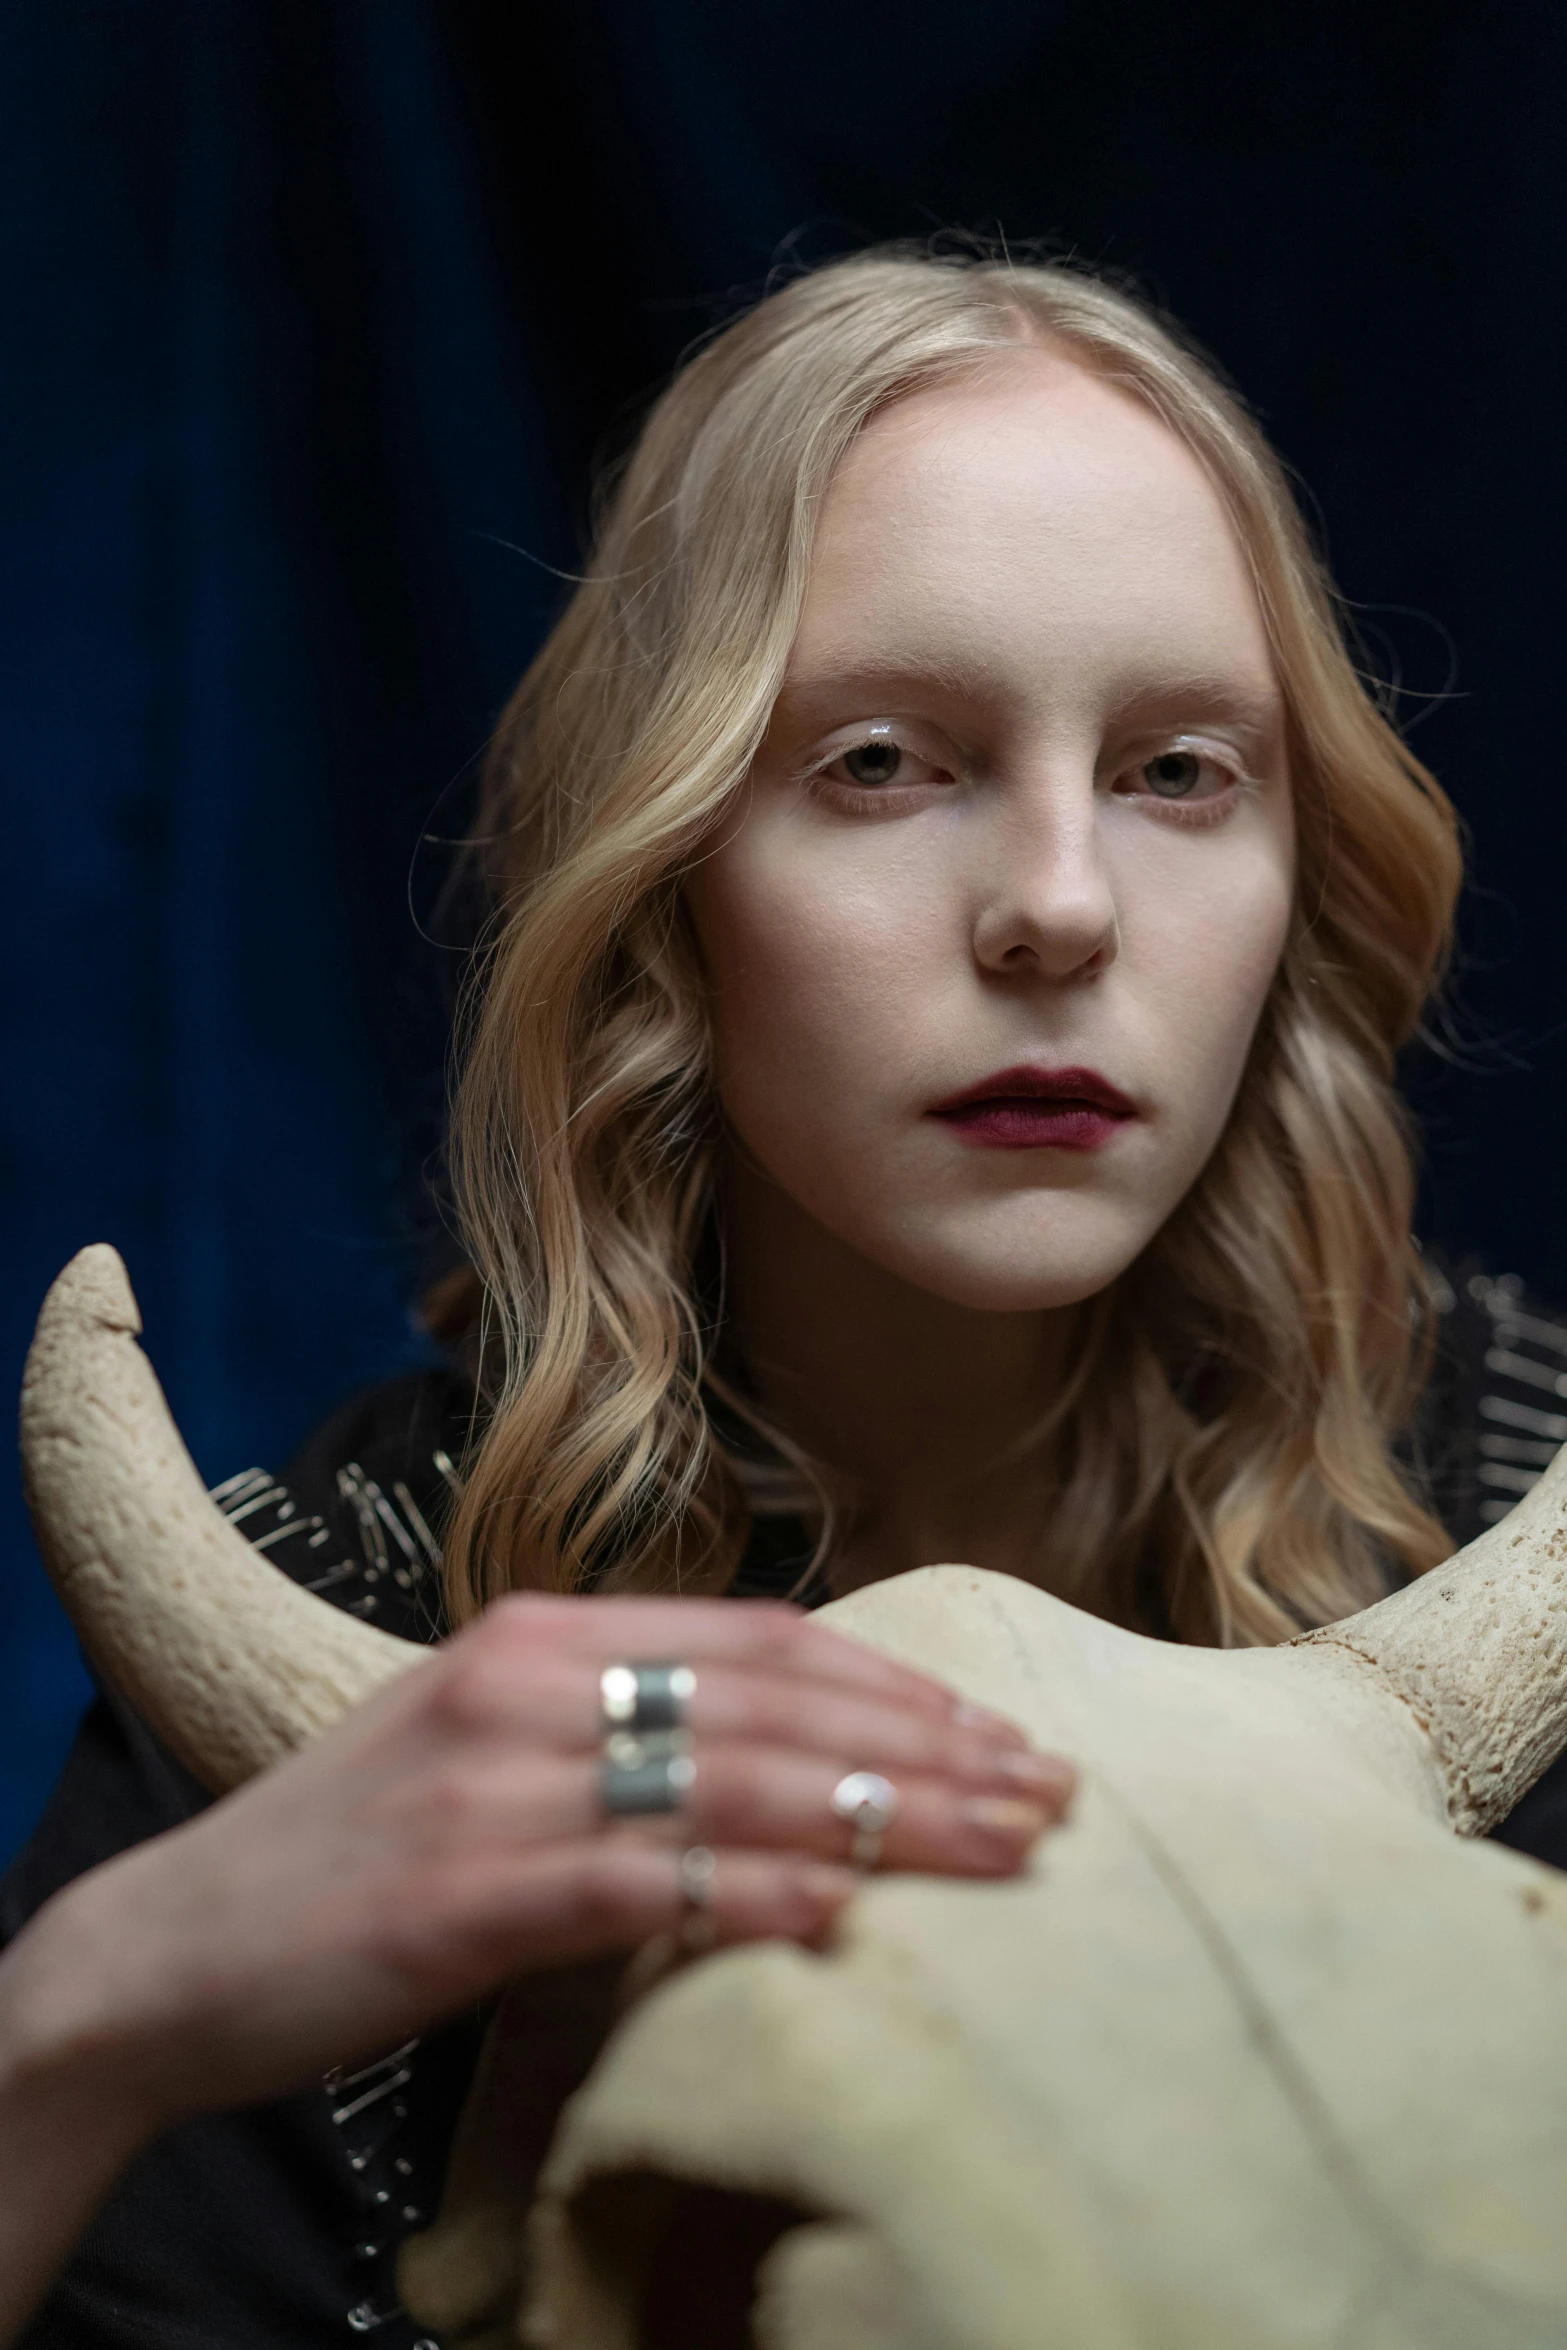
[515,1551,1567,2349]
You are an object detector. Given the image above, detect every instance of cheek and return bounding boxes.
[689,837,935,1153]
[1128,840,1294,1130]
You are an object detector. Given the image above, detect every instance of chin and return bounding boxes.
[871,1213,1156,1315]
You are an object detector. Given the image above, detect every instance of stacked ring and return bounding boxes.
[600,1661,698,1817]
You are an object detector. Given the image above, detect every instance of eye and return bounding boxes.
[812,724,957,799]
[1113,737,1245,815]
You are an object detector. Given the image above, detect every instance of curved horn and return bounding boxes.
[1297,1439,1567,1835]
[20,1246,425,1794]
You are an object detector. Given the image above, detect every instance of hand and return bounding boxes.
[3,1595,1073,2141]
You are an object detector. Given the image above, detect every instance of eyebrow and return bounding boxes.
[774,651,1013,718]
[1111,672,1283,731]
[774,659,1284,731]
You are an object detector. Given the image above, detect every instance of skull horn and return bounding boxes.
[1296,1436,1567,1835]
[19,1245,426,1794]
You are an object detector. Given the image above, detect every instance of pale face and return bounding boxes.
[684,352,1295,1314]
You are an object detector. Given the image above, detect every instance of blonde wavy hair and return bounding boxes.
[440,248,1462,1646]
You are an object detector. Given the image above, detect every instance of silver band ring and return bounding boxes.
[831,1769,900,1871]
[601,1732,696,1816]
[600,1661,697,1735]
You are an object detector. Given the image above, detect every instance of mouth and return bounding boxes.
[927,1064,1139,1153]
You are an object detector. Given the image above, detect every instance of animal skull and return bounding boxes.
[20,1246,1567,2348]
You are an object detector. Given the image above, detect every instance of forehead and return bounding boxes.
[791,351,1275,706]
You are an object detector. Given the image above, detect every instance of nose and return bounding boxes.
[970,770,1119,983]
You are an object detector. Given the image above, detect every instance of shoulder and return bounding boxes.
[1414,1257,1567,1552]
[1416,1259,1567,1872]
[208,1365,480,1645]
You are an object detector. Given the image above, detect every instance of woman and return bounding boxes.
[2,248,1560,2347]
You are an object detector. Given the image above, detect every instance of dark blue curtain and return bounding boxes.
[5,0,1566,1859]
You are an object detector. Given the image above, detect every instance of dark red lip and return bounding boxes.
[928,1064,1138,1153]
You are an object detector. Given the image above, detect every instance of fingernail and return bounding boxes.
[802,1865,859,1905]
[954,1702,1021,1737]
[998,1750,1076,1797]
[961,1796,1051,1841]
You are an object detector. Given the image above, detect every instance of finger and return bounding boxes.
[675,1741,1069,1877]
[446,1740,1067,1873]
[426,1646,1056,1785]
[433,1613,1040,1768]
[475,1593,994,1725]
[684,1667,1073,1793]
[444,1840,859,1975]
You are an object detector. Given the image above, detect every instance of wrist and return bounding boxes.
[0,1881,183,2341]
[0,1875,179,2164]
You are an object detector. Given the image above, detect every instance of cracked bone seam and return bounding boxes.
[20,1244,1567,2350]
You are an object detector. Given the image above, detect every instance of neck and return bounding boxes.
[719,1156,1079,1596]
